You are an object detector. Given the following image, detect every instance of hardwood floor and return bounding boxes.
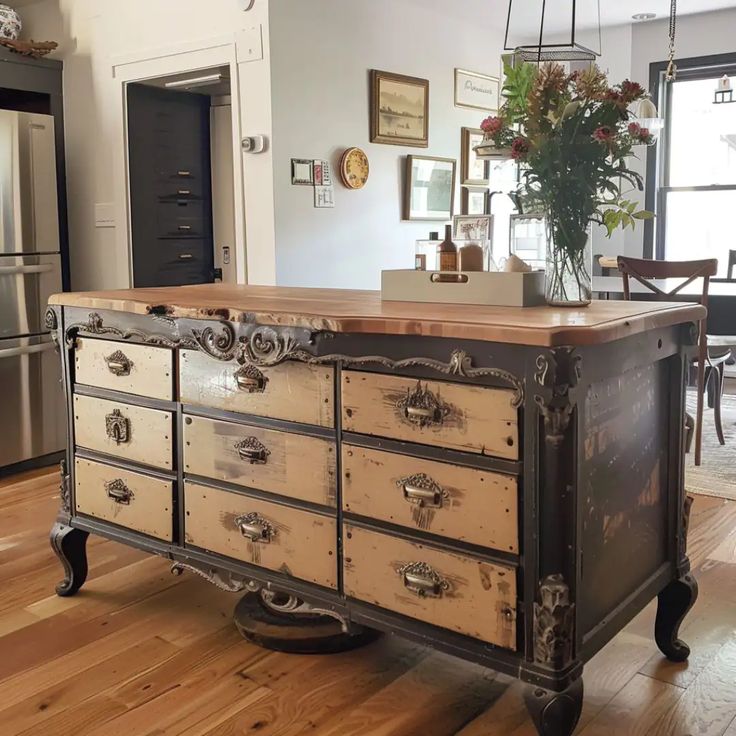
[1,467,735,736]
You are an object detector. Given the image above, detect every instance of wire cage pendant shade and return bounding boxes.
[504,0,602,63]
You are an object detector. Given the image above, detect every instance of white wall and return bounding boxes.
[269,0,508,290]
[21,0,275,290]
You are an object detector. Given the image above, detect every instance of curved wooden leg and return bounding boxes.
[714,362,726,446]
[655,573,698,662]
[524,679,584,736]
[50,522,89,597]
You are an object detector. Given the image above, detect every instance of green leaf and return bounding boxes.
[633,210,655,220]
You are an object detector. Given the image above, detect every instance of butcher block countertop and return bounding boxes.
[49,284,705,348]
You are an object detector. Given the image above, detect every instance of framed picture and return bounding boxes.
[453,214,492,241]
[371,70,429,148]
[461,127,490,186]
[461,187,489,216]
[404,155,456,221]
[454,68,500,112]
[291,159,313,185]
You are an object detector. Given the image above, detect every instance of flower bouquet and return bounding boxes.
[477,62,654,306]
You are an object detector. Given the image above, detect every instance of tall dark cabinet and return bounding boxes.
[0,47,69,290]
[127,83,215,287]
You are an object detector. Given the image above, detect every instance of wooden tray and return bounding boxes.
[381,269,546,307]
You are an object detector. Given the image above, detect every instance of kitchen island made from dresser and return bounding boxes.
[46,285,704,736]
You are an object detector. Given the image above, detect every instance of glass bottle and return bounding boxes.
[437,224,458,272]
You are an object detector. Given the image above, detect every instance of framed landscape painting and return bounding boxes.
[404,155,456,221]
[371,70,429,147]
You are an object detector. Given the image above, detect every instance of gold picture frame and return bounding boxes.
[403,155,456,221]
[461,127,490,186]
[370,70,429,148]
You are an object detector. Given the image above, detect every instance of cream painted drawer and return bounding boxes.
[74,457,173,541]
[344,524,517,649]
[341,372,519,460]
[180,351,335,428]
[183,415,336,507]
[184,482,337,589]
[342,445,518,554]
[73,394,173,470]
[74,338,173,401]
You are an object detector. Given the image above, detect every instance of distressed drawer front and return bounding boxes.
[344,525,517,649]
[180,351,335,428]
[341,372,519,460]
[183,415,337,507]
[74,338,173,401]
[74,457,173,541]
[184,482,337,589]
[73,394,173,470]
[342,445,518,554]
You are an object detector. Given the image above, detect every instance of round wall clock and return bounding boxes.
[339,147,369,189]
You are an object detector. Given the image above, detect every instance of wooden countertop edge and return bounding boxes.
[49,293,706,348]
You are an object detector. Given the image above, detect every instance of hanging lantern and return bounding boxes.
[504,0,602,63]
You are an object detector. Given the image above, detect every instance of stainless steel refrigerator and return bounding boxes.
[0,109,65,468]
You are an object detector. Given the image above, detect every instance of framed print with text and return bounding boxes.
[455,68,500,112]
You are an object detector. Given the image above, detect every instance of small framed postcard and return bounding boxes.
[461,187,489,216]
[455,69,500,112]
[371,69,429,148]
[453,214,493,241]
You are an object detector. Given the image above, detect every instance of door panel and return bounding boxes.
[0,334,64,466]
[0,253,62,338]
[127,83,214,288]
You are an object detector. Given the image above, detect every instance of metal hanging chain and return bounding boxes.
[666,0,678,82]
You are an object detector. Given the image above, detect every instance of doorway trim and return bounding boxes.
[111,36,254,286]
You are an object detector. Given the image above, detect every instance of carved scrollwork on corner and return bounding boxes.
[59,459,71,514]
[534,348,582,447]
[45,307,58,332]
[533,574,575,668]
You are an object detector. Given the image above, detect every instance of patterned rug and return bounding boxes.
[686,393,736,501]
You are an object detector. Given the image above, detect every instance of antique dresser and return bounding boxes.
[46,286,703,736]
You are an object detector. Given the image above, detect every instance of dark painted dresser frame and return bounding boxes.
[45,305,699,736]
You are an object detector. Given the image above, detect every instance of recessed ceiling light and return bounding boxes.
[632,12,657,20]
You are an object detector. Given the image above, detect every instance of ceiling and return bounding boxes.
[599,0,736,27]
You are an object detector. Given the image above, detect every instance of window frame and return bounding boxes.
[645,52,736,259]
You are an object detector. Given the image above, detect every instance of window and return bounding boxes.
[649,54,736,276]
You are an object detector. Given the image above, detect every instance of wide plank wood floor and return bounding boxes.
[1,467,735,736]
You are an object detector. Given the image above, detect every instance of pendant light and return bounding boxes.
[504,0,602,63]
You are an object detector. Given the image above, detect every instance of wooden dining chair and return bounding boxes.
[617,256,729,466]
[728,250,736,280]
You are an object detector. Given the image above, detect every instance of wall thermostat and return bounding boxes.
[242,135,267,153]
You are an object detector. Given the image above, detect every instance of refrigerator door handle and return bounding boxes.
[0,264,55,275]
[0,342,56,360]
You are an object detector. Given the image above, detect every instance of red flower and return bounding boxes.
[628,122,642,136]
[639,128,650,139]
[593,126,616,143]
[621,79,645,102]
[480,116,503,135]
[510,136,530,161]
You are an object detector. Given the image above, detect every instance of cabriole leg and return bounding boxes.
[524,679,584,736]
[50,522,89,597]
[655,573,698,662]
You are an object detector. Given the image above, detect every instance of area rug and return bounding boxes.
[686,393,736,501]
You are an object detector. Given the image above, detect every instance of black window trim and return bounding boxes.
[645,51,736,259]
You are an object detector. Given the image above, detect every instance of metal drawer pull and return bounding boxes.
[105,409,130,444]
[178,225,192,231]
[179,254,194,260]
[397,473,448,509]
[104,478,134,505]
[235,512,276,543]
[234,437,270,464]
[398,562,450,599]
[397,382,450,428]
[177,189,191,196]
[104,349,133,377]
[177,170,191,176]
[234,365,268,394]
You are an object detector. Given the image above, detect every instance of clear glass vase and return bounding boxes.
[544,220,593,308]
